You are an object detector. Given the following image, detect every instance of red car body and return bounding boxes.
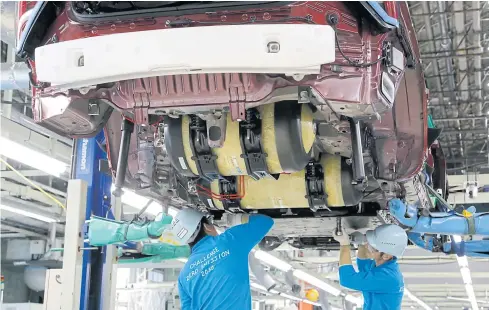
[18,1,427,186]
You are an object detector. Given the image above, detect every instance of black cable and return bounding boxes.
[327,13,385,68]
[332,24,385,68]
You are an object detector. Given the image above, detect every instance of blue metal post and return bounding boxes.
[73,131,113,310]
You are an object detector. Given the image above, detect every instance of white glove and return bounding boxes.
[223,213,249,227]
[333,227,350,246]
[350,231,367,246]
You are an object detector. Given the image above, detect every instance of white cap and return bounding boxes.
[366,224,408,257]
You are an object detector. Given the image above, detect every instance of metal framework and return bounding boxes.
[72,132,119,310]
[408,1,489,173]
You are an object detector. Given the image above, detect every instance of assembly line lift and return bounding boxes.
[44,131,121,310]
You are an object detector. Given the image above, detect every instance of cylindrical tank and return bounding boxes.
[201,154,363,210]
[164,101,315,177]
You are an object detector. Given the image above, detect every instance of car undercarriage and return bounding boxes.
[15,1,488,256]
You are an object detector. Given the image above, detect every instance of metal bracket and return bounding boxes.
[189,116,219,181]
[201,113,227,148]
[230,101,246,122]
[218,177,243,213]
[304,161,330,211]
[239,108,270,180]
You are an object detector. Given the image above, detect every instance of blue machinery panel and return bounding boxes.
[74,131,113,310]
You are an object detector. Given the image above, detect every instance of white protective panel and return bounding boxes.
[35,24,335,89]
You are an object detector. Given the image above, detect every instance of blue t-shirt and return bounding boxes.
[178,215,274,310]
[339,258,404,310]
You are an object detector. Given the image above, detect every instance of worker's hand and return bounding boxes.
[222,213,249,227]
[350,231,367,246]
[333,227,350,246]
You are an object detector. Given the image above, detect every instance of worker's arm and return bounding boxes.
[224,214,274,252]
[357,244,369,259]
[339,245,353,266]
[356,245,373,272]
[339,265,396,293]
[340,244,372,272]
[177,278,191,310]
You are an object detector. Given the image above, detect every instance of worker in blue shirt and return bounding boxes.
[168,208,274,310]
[334,224,408,310]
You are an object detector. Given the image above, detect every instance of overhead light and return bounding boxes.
[457,255,469,268]
[460,267,472,284]
[404,288,433,310]
[0,204,58,223]
[0,136,69,177]
[254,250,293,272]
[465,284,478,309]
[111,185,178,217]
[455,255,478,310]
[253,250,342,298]
[292,270,342,297]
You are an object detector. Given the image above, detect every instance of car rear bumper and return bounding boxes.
[35,24,335,90]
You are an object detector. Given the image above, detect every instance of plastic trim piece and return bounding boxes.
[35,24,335,89]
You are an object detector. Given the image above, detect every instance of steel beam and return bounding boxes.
[429,99,487,107]
[0,170,50,177]
[429,88,484,94]
[421,46,483,55]
[433,116,488,121]
[421,52,486,60]
[1,196,62,221]
[425,69,487,79]
[420,1,456,158]
[446,156,488,164]
[441,129,488,135]
[0,178,66,207]
[6,109,73,146]
[0,223,48,239]
[2,174,67,197]
[1,116,72,164]
[412,10,485,16]
[0,232,26,238]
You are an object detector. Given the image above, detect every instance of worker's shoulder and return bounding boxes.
[376,263,404,286]
[214,228,248,249]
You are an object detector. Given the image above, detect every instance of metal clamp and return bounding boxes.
[218,177,242,213]
[304,161,329,211]
[188,116,220,181]
[239,108,270,180]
